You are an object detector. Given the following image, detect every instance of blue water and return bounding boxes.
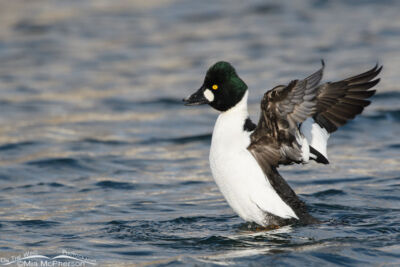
[0,0,399,266]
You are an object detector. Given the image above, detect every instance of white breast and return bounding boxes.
[209,92,298,225]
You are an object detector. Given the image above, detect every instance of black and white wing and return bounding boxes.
[246,62,381,223]
[248,62,381,169]
[248,62,325,169]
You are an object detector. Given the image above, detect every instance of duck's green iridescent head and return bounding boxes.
[183,61,248,112]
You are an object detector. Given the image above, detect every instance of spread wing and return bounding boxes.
[248,62,325,168]
[248,62,381,169]
[313,64,382,133]
[246,62,381,222]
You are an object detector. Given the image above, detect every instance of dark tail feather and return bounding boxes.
[309,146,329,164]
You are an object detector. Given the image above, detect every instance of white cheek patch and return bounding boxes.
[203,89,214,102]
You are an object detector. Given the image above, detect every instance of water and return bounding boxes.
[0,0,399,266]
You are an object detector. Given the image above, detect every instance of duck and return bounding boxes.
[183,61,382,227]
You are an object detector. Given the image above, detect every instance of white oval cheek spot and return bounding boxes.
[203,89,214,102]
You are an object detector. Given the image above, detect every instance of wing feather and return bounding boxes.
[248,62,381,168]
[314,65,382,132]
[246,62,381,223]
[249,62,325,167]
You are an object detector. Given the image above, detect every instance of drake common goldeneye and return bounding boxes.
[183,61,382,227]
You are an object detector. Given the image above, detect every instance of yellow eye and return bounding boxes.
[212,84,218,90]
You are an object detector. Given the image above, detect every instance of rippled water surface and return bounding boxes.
[0,0,399,266]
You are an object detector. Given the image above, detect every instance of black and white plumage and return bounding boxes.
[183,61,382,227]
